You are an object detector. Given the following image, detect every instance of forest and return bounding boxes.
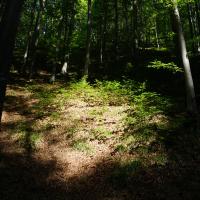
[0,0,200,199]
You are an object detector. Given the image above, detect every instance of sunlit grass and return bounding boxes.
[72,138,93,154]
[11,122,42,152]
[21,77,188,168]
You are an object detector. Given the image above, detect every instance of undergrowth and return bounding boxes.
[18,77,192,184]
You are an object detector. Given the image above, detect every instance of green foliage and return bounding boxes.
[26,84,59,117]
[114,144,127,153]
[91,127,113,141]
[109,159,142,188]
[59,79,130,106]
[50,111,61,120]
[152,153,168,165]
[88,107,108,117]
[133,92,173,116]
[125,62,134,74]
[72,139,92,153]
[147,60,183,73]
[15,122,41,151]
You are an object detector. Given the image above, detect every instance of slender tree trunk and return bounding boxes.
[21,0,37,74]
[193,1,200,52]
[102,0,108,65]
[50,18,62,83]
[0,0,6,22]
[29,0,45,79]
[84,0,92,76]
[0,0,23,123]
[100,17,103,65]
[172,4,197,114]
[114,0,119,62]
[187,3,196,53]
[60,0,68,75]
[123,0,129,33]
[195,0,200,37]
[123,0,129,47]
[61,1,75,75]
[132,0,138,58]
[61,25,69,75]
[155,19,160,49]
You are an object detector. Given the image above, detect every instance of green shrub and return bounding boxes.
[147,60,183,73]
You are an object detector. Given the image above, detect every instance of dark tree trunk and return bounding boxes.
[49,16,64,83]
[195,0,200,36]
[21,0,37,74]
[155,19,160,49]
[62,1,75,75]
[132,0,139,59]
[187,3,196,53]
[123,0,129,32]
[29,0,45,79]
[0,0,24,123]
[102,0,108,65]
[0,0,6,22]
[99,2,103,65]
[114,0,119,62]
[84,0,92,76]
[123,0,129,46]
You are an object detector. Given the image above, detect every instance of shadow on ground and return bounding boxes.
[1,73,200,200]
[1,124,200,200]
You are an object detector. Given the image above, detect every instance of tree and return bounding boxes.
[84,0,92,76]
[0,0,24,123]
[171,0,197,115]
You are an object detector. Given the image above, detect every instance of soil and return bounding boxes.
[1,75,200,200]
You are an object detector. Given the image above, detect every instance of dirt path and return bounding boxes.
[0,79,128,200]
[1,76,200,200]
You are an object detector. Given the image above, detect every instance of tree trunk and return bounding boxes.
[0,0,6,22]
[102,0,108,65]
[195,0,200,37]
[21,0,37,74]
[0,0,24,123]
[155,19,160,49]
[84,0,92,76]
[99,1,103,65]
[62,1,75,75]
[123,0,129,48]
[114,0,119,62]
[132,0,138,58]
[29,0,45,79]
[123,0,129,33]
[187,3,196,53]
[172,4,197,115]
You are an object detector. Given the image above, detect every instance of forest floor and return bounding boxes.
[0,72,200,200]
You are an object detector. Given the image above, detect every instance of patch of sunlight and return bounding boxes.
[90,127,113,141]
[72,139,93,154]
[87,107,108,117]
[14,130,42,151]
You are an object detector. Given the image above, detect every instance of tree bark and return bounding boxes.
[195,0,200,37]
[29,0,45,79]
[187,3,196,53]
[132,0,138,58]
[102,0,108,65]
[84,0,92,76]
[62,0,75,75]
[0,0,6,23]
[155,19,160,49]
[0,0,24,123]
[21,0,37,74]
[172,4,197,114]
[114,0,119,62]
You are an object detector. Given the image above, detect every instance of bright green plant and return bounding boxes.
[147,60,183,73]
